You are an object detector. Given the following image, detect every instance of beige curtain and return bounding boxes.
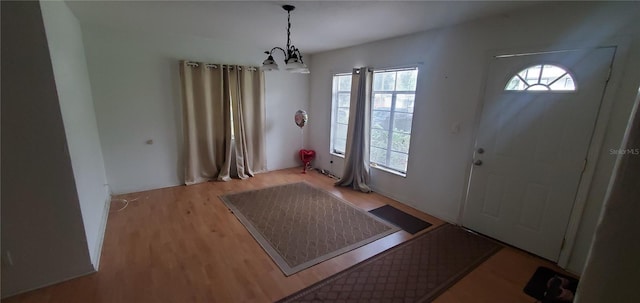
[180,61,265,185]
[335,67,373,192]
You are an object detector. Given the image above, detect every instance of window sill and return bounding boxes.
[330,152,345,158]
[370,164,406,178]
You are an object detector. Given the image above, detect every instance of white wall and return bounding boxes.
[81,25,310,194]
[308,2,640,273]
[576,90,640,303]
[40,0,110,268]
[1,1,94,297]
[265,71,311,170]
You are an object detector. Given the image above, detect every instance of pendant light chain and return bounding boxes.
[286,9,292,52]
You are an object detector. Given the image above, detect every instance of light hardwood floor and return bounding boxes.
[4,168,571,303]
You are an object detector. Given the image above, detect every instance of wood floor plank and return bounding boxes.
[3,168,572,303]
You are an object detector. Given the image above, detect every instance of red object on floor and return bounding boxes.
[299,149,316,173]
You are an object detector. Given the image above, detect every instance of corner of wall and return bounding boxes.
[91,192,111,269]
[40,0,112,272]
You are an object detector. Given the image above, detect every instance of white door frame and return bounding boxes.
[458,46,617,269]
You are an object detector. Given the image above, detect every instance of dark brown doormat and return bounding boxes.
[523,266,578,302]
[276,224,501,303]
[369,204,432,234]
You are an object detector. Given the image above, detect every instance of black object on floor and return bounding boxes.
[368,204,432,234]
[524,266,579,302]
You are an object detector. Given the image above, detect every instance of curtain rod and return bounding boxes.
[184,61,258,71]
[373,66,419,73]
[352,63,423,74]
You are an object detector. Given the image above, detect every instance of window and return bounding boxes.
[370,68,418,175]
[330,73,352,156]
[505,64,575,91]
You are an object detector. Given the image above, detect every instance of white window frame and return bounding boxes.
[330,73,352,157]
[369,67,419,177]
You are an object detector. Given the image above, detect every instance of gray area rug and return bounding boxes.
[220,182,400,276]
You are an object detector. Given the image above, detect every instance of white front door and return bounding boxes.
[463,48,614,261]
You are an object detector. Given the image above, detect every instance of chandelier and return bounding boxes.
[261,5,309,74]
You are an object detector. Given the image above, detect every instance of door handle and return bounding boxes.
[473,160,483,166]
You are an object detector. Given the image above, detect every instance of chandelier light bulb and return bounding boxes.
[261,5,309,74]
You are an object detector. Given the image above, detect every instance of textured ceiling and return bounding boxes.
[66,0,538,54]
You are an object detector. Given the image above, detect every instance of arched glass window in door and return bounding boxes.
[505,64,576,91]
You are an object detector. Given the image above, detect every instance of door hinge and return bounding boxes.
[581,158,588,173]
[560,238,566,251]
[606,67,612,82]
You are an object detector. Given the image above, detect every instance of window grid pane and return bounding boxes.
[331,74,352,155]
[370,68,418,174]
[392,113,413,134]
[371,110,390,130]
[395,94,415,113]
[389,151,409,172]
[371,129,389,149]
[373,93,393,110]
[391,131,411,153]
[336,107,349,124]
[338,93,351,107]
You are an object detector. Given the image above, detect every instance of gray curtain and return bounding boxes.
[335,67,373,192]
[180,61,265,185]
